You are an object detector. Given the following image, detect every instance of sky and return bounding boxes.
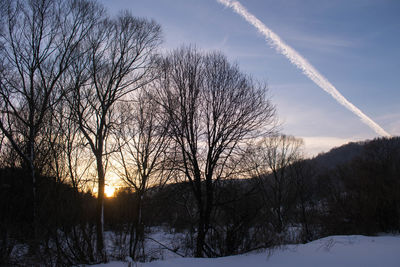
[99,0,400,157]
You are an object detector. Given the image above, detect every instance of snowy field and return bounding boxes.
[96,235,400,267]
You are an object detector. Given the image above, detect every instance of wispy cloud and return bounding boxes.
[376,112,400,136]
[286,31,356,50]
[216,0,391,137]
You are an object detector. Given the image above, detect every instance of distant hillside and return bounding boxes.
[310,141,365,170]
[310,136,400,171]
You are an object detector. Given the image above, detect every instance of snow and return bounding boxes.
[95,235,400,267]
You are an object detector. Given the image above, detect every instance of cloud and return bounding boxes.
[285,30,357,53]
[217,0,391,137]
[301,136,364,157]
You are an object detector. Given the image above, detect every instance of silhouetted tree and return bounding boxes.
[113,89,172,260]
[155,47,276,257]
[0,0,101,254]
[249,135,303,234]
[66,12,161,260]
[289,159,317,242]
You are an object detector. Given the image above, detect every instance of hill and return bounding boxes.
[95,235,400,267]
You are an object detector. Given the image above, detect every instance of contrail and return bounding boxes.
[217,0,391,137]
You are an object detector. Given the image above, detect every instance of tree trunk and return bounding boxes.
[95,155,106,262]
[195,208,205,258]
[26,136,39,257]
[130,192,144,260]
[28,160,39,257]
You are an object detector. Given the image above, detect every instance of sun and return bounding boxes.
[105,185,115,198]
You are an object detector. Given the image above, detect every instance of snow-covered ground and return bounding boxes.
[96,235,400,267]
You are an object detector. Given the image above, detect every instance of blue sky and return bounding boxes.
[100,0,400,156]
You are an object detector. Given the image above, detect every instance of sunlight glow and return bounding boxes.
[105,185,115,198]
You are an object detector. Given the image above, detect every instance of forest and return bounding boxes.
[0,0,399,265]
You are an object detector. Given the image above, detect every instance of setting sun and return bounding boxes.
[105,186,115,198]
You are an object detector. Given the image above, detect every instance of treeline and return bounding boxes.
[107,136,400,248]
[1,0,399,265]
[319,137,400,235]
[103,136,400,258]
[2,135,400,265]
[0,168,97,265]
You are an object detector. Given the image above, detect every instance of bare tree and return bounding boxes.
[155,47,275,257]
[0,0,101,252]
[289,159,317,242]
[67,13,161,260]
[249,135,303,234]
[113,89,172,260]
